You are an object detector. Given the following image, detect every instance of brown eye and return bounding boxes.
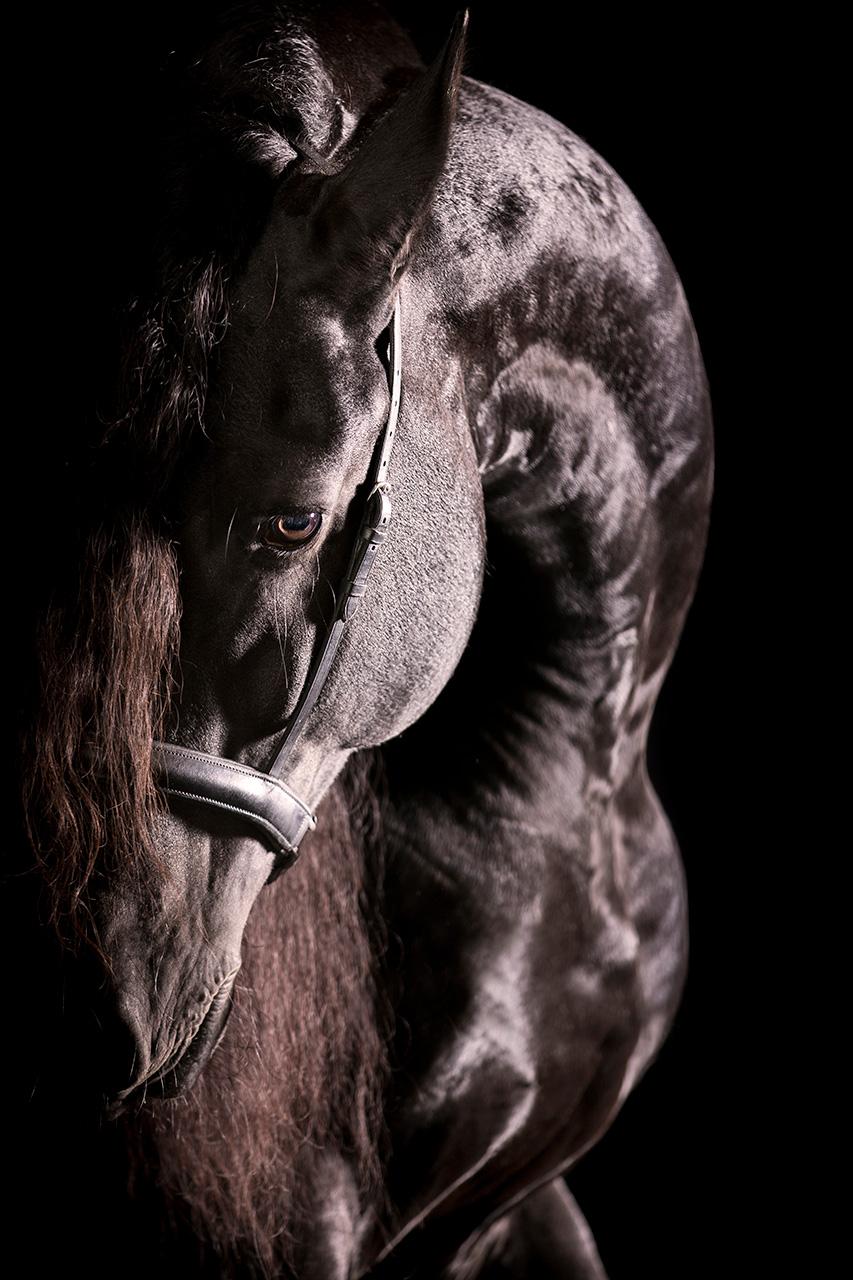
[260,511,322,550]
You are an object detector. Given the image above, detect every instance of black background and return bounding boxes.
[11,3,775,1275]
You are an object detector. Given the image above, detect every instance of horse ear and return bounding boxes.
[310,9,468,295]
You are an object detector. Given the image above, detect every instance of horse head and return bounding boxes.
[25,13,480,1108]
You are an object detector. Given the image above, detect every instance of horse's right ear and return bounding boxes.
[310,10,468,297]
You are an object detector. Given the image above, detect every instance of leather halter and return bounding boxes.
[152,297,403,883]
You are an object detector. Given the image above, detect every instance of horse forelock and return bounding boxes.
[179,0,421,174]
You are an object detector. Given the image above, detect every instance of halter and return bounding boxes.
[152,296,402,883]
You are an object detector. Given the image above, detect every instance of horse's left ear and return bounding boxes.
[310,9,468,295]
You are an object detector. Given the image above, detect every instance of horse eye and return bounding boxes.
[260,511,322,550]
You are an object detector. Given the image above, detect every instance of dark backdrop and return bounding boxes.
[10,3,767,1276]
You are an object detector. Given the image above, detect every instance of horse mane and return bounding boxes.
[21,1,421,945]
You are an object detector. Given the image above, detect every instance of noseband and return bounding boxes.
[152,298,403,883]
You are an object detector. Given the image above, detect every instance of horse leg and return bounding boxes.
[450,1179,609,1280]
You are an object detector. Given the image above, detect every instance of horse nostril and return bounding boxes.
[92,1002,152,1100]
[103,973,238,1112]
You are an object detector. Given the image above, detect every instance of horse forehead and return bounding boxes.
[235,234,356,341]
[234,286,367,386]
[221,314,380,468]
[218,423,353,492]
[296,310,361,363]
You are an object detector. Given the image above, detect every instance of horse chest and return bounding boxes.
[382,816,669,1232]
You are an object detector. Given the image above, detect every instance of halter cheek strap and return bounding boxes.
[152,296,402,882]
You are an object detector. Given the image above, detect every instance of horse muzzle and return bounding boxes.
[107,968,239,1113]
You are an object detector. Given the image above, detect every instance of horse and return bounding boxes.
[13,3,713,1276]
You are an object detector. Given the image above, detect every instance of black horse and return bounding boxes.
[14,4,712,1276]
